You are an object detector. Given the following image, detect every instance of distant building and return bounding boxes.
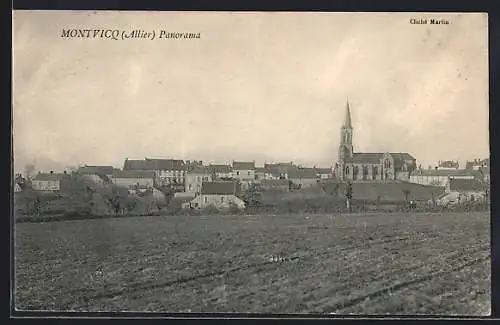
[436,160,459,170]
[288,168,319,188]
[446,178,486,194]
[78,165,117,185]
[254,167,267,182]
[185,166,213,194]
[232,161,256,189]
[184,181,245,210]
[409,168,481,187]
[112,170,155,188]
[264,162,297,180]
[208,164,233,179]
[260,179,290,191]
[314,167,334,179]
[31,171,70,192]
[123,158,186,187]
[335,99,417,181]
[465,158,489,170]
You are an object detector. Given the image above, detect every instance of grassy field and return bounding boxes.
[14,212,490,315]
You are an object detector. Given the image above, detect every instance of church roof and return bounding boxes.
[346,153,383,164]
[345,152,416,166]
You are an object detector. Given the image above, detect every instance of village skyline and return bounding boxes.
[13,11,489,173]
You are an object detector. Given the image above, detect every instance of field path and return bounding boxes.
[14,212,490,315]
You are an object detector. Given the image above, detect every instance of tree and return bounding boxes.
[345,181,353,212]
[24,164,36,181]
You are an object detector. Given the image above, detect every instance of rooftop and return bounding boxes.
[233,161,255,170]
[201,181,239,195]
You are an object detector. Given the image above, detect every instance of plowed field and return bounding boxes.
[14,212,490,315]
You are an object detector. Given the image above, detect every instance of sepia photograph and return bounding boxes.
[12,10,490,315]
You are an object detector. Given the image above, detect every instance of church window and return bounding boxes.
[345,166,349,174]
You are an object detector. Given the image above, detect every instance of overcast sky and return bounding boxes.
[13,11,488,172]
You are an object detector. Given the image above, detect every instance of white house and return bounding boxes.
[264,163,296,180]
[31,171,69,192]
[185,166,213,194]
[112,170,155,189]
[183,181,245,210]
[409,168,481,187]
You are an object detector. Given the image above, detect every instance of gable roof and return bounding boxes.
[201,181,239,195]
[208,164,232,173]
[233,161,255,170]
[448,179,485,192]
[146,158,185,171]
[123,159,155,171]
[33,172,68,181]
[78,165,115,175]
[261,179,290,186]
[112,170,155,179]
[346,153,384,164]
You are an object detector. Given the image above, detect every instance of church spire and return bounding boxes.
[344,97,352,128]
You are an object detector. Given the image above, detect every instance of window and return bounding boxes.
[204,197,208,203]
[236,171,240,176]
[221,197,224,203]
[248,171,251,176]
[345,166,349,174]
[188,184,192,191]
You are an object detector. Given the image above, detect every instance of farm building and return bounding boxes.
[183,181,245,210]
[31,171,70,192]
[112,170,155,189]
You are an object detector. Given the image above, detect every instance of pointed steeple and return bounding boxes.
[344,97,352,128]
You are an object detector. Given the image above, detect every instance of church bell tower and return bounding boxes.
[338,98,354,161]
[336,98,354,180]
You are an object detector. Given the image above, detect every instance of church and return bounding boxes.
[335,100,417,182]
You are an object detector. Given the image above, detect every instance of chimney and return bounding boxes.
[434,166,438,171]
[64,171,67,175]
[50,170,54,174]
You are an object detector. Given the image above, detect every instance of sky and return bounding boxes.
[12,11,489,173]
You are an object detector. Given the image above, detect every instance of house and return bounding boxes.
[208,164,233,179]
[112,170,155,189]
[31,171,70,192]
[465,158,489,170]
[260,179,290,192]
[183,181,245,210]
[254,167,267,182]
[232,161,255,183]
[409,168,481,187]
[185,166,213,194]
[315,167,334,179]
[288,168,319,188]
[123,158,186,188]
[264,162,297,180]
[436,160,460,170]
